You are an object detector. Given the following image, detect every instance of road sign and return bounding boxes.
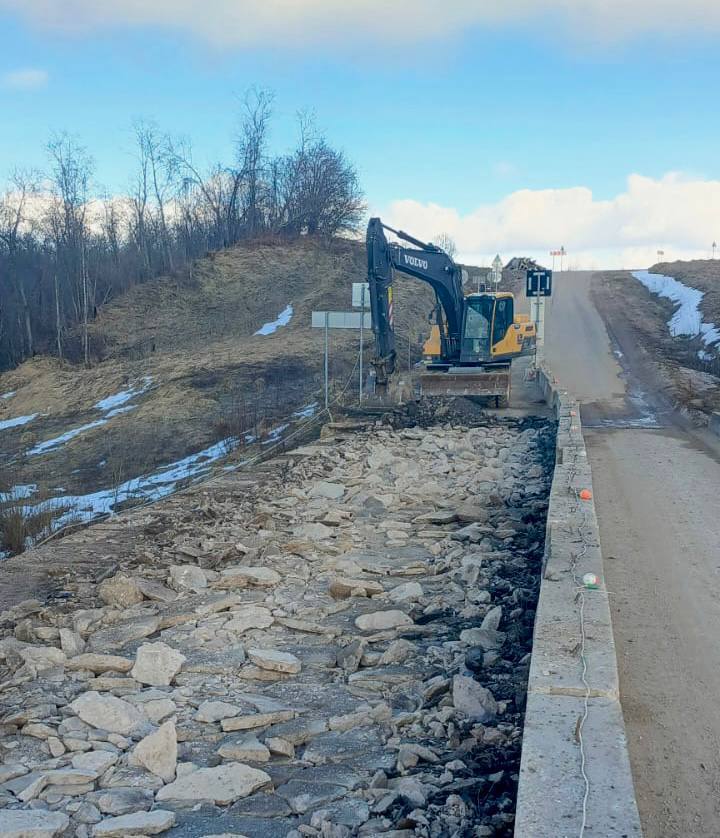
[312,311,371,329]
[352,282,369,308]
[526,269,553,298]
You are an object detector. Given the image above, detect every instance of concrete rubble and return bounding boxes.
[0,407,554,837]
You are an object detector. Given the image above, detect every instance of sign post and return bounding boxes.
[312,308,373,407]
[526,270,553,365]
[352,283,370,403]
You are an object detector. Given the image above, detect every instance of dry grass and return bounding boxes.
[0,237,436,511]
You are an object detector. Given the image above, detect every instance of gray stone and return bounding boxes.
[328,577,384,599]
[129,720,177,782]
[66,653,134,673]
[0,810,69,837]
[156,762,271,805]
[218,734,270,762]
[95,787,154,815]
[92,809,176,836]
[136,578,177,603]
[195,700,241,723]
[452,675,498,722]
[223,606,274,633]
[275,778,346,814]
[131,641,185,686]
[88,615,161,651]
[309,481,346,500]
[98,574,144,608]
[215,566,281,589]
[169,564,207,593]
[355,610,413,632]
[387,582,424,603]
[70,691,146,735]
[247,648,301,674]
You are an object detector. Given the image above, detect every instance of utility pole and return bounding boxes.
[324,311,329,410]
[359,286,365,403]
[713,241,717,259]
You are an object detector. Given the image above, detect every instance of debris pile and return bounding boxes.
[0,412,554,837]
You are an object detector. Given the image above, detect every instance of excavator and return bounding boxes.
[367,217,536,406]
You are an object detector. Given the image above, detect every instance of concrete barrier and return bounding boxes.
[514,367,642,837]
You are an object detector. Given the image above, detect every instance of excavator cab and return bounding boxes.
[425,293,534,366]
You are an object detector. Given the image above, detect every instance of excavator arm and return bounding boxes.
[366,217,464,390]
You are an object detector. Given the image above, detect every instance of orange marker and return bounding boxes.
[579,489,592,500]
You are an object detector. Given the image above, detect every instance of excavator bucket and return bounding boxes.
[419,366,511,405]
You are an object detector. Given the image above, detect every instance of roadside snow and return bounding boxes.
[0,413,38,432]
[27,419,108,456]
[22,437,238,528]
[632,270,720,349]
[94,377,152,412]
[255,304,293,336]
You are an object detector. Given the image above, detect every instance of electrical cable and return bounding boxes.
[566,436,592,837]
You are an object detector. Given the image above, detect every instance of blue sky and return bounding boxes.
[2,1,720,267]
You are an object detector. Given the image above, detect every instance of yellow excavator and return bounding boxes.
[367,218,536,406]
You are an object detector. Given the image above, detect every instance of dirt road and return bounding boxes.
[545,271,720,837]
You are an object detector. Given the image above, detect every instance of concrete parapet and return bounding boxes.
[514,366,642,837]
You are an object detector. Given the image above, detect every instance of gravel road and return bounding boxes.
[545,270,720,838]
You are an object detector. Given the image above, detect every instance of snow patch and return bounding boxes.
[632,270,720,348]
[105,405,137,418]
[27,419,108,456]
[255,304,293,336]
[94,377,152,412]
[293,402,319,419]
[0,413,38,432]
[1,391,16,400]
[22,437,238,529]
[0,484,38,503]
[262,423,289,445]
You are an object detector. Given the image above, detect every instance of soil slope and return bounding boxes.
[0,238,434,523]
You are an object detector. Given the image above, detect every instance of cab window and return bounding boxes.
[493,298,513,344]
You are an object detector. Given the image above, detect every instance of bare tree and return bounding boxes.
[46,133,94,366]
[434,233,457,259]
[0,171,37,356]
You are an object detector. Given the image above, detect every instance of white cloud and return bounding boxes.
[1,0,720,47]
[1,68,48,90]
[380,173,720,270]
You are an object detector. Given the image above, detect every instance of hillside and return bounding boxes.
[0,238,435,548]
[650,259,720,329]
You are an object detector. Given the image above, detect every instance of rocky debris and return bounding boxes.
[155,762,271,805]
[129,720,177,782]
[355,610,413,632]
[0,810,69,836]
[91,809,175,836]
[98,573,144,608]
[247,648,302,674]
[69,692,146,735]
[130,641,185,686]
[0,406,554,838]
